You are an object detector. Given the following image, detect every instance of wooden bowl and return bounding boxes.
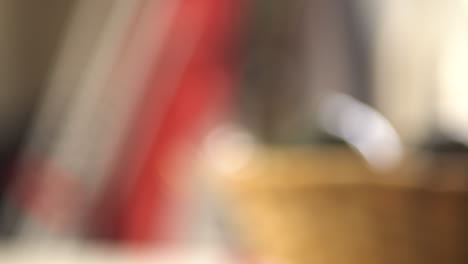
[216,146,468,264]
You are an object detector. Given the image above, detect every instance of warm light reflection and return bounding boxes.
[202,124,257,175]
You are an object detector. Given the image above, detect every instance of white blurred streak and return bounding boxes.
[47,0,143,199]
[46,0,184,205]
[0,244,232,264]
[24,0,116,153]
[319,93,403,171]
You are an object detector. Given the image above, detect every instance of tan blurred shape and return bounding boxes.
[213,146,468,264]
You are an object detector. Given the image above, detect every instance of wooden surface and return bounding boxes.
[221,147,468,264]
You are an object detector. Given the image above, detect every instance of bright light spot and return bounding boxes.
[202,123,256,175]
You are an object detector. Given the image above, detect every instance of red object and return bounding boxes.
[93,0,243,244]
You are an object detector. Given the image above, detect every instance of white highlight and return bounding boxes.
[319,93,403,171]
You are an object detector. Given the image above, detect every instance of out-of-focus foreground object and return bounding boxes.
[0,0,244,248]
[1,0,468,263]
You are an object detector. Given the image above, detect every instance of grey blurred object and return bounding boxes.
[238,0,373,144]
[238,0,309,142]
[9,0,148,240]
[0,0,75,148]
[239,0,468,149]
[0,0,77,236]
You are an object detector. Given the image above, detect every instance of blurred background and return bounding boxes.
[0,0,468,263]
